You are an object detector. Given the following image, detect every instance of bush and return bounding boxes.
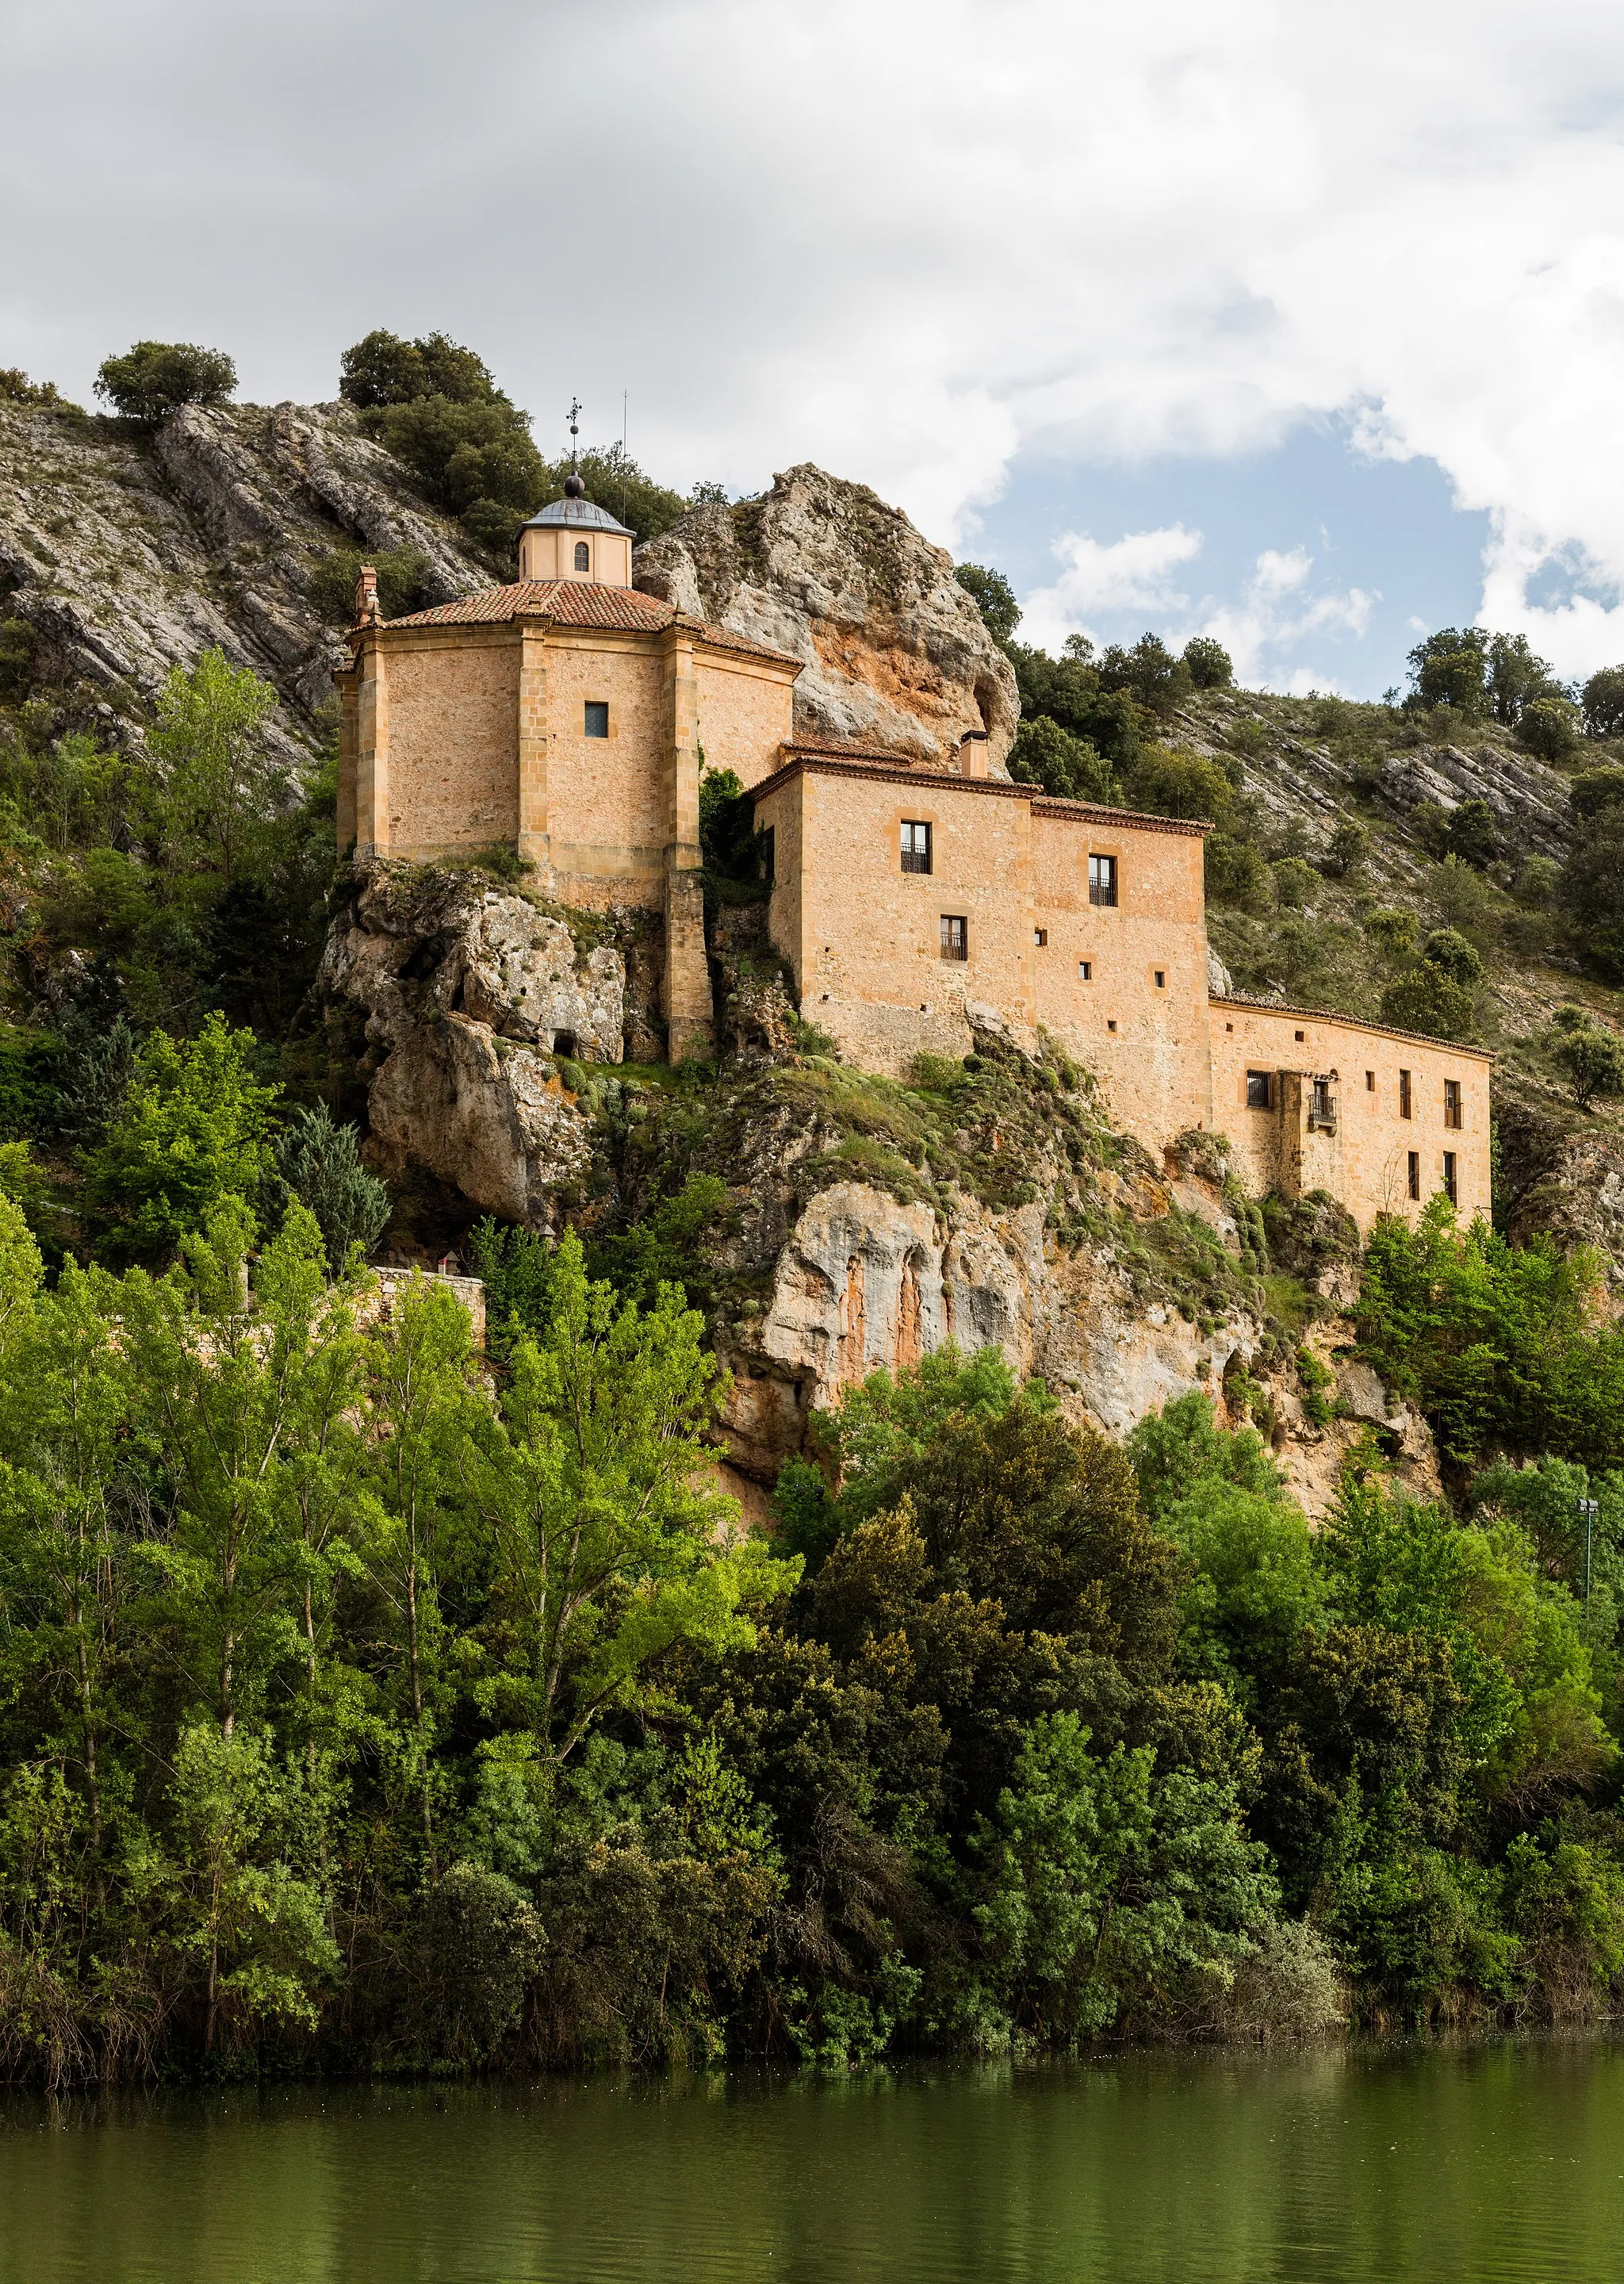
[1271,856,1319,910]
[94,342,236,423]
[1321,816,1370,879]
[1570,768,1624,825]
[1581,666,1624,741]
[1205,833,1272,914]
[272,1103,390,1272]
[1007,715,1117,803]
[1379,967,1478,1043]
[1519,696,1582,763]
[1446,798,1500,871]
[1548,1012,1624,1110]
[1183,636,1233,689]
[1122,745,1235,827]
[954,563,1020,646]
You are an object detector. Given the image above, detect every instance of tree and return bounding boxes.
[1486,631,1562,726]
[338,328,497,409]
[1321,816,1370,880]
[1123,745,1236,828]
[1098,633,1191,719]
[954,564,1021,646]
[1006,715,1117,803]
[1581,665,1624,740]
[1407,627,1488,716]
[1183,636,1232,689]
[1569,768,1624,825]
[1519,695,1581,763]
[1444,798,1500,872]
[84,1013,281,1266]
[273,1103,390,1274]
[1376,919,1484,1042]
[1548,1010,1624,1110]
[94,343,236,424]
[148,648,281,886]
[1558,810,1624,977]
[462,1232,792,1762]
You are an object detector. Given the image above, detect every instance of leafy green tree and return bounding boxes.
[1183,635,1232,688]
[1006,715,1117,803]
[148,648,281,886]
[954,564,1021,646]
[1580,665,1624,740]
[1098,632,1191,719]
[1486,631,1562,726]
[1558,809,1624,978]
[94,342,236,423]
[272,1103,390,1273]
[1519,694,1581,762]
[1205,832,1272,913]
[463,1232,792,1762]
[1407,627,1488,716]
[84,1014,281,1266]
[1123,745,1236,827]
[306,543,433,626]
[1379,927,1481,1043]
[1005,642,1141,769]
[1272,856,1319,910]
[1445,797,1500,871]
[1548,1009,1624,1109]
[339,329,496,408]
[1322,815,1370,879]
[1571,768,1624,823]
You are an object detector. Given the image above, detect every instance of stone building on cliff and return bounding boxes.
[334,486,1490,1234]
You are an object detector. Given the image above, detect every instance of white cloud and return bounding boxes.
[5,0,1624,661]
[1024,527,1374,689]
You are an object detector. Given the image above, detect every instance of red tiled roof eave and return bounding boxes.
[369,581,799,665]
[1212,992,1495,1061]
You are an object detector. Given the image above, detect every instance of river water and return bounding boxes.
[3,2041,1622,2282]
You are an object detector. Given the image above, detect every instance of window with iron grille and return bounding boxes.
[1246,1070,1271,1109]
[940,914,967,961]
[584,701,608,738]
[1444,1079,1462,1129]
[1408,1151,1420,1200]
[1088,853,1117,907]
[1442,1151,1457,1205]
[574,540,590,572]
[1399,1067,1412,1119]
[1312,1078,1332,1120]
[901,821,932,874]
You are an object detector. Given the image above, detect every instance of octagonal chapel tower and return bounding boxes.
[517,474,634,585]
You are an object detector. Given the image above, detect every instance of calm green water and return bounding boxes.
[4,2042,1624,2283]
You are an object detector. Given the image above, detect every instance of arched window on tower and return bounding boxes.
[573,540,590,573]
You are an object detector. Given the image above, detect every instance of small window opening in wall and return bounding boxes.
[1399,1067,1412,1119]
[1088,853,1118,907]
[1444,1078,1462,1129]
[901,820,932,873]
[940,914,967,961]
[1294,1029,1304,1043]
[1226,1021,1234,1033]
[1442,1150,1458,1205]
[553,1030,577,1059]
[573,540,590,572]
[1078,960,1092,980]
[584,700,608,738]
[1154,968,1166,989]
[1408,1150,1420,1200]
[1107,1018,1118,1032]
[1034,927,1048,946]
[1247,1070,1271,1109]
[1366,1070,1376,1090]
[758,826,775,885]
[1312,1077,1332,1120]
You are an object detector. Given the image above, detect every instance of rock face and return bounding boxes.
[318,866,661,1230]
[1375,743,1571,860]
[634,464,1021,769]
[0,397,487,753]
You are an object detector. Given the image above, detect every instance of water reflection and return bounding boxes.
[2,2041,1620,2283]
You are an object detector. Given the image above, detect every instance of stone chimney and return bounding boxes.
[959,729,989,778]
[354,564,381,627]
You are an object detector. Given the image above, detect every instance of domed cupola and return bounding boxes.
[519,410,635,584]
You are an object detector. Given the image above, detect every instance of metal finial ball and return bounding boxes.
[564,473,585,499]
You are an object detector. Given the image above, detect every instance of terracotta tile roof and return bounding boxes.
[1213,992,1495,1060]
[757,748,1212,836]
[379,581,799,666]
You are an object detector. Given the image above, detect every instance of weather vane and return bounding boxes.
[567,397,580,473]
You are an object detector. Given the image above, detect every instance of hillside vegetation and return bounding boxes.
[0,339,1621,2082]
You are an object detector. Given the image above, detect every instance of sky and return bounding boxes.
[6,0,1624,697]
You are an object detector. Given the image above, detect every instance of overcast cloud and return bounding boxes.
[6,0,1624,685]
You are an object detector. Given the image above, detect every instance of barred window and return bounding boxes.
[901,821,932,874]
[584,701,608,738]
[940,914,967,961]
[1088,853,1118,907]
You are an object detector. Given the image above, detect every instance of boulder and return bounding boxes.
[634,464,1020,770]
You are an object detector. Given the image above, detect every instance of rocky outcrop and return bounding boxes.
[634,464,1021,769]
[0,397,487,750]
[1375,743,1571,860]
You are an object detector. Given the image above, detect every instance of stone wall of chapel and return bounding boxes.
[696,655,797,789]
[1211,999,1492,1233]
[1029,810,1212,1158]
[386,634,518,857]
[543,636,668,910]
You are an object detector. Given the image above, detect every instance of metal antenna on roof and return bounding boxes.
[621,389,628,529]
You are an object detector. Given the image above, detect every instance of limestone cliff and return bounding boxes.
[633,464,1021,770]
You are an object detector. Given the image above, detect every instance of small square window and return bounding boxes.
[1154,969,1166,989]
[584,700,609,738]
[1107,1018,1117,1032]
[1408,1150,1420,1200]
[1365,1071,1376,1091]
[1294,1029,1304,1043]
[1078,960,1092,981]
[1247,1070,1271,1109]
[1034,927,1048,947]
[940,914,967,961]
[901,820,932,874]
[1088,853,1118,907]
[1399,1068,1412,1119]
[1442,1150,1457,1205]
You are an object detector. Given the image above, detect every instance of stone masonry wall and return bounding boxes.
[385,632,517,856]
